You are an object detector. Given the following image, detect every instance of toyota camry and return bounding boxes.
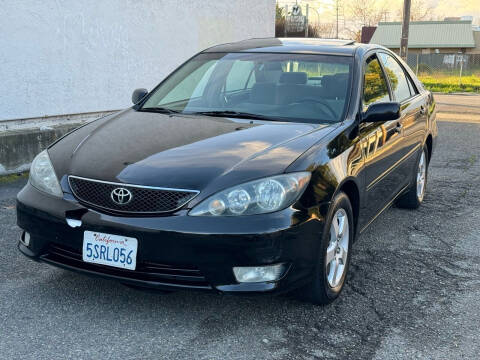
[17,38,437,304]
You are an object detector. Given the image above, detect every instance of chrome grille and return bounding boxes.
[68,176,199,214]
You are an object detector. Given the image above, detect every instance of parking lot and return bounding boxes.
[1,95,479,360]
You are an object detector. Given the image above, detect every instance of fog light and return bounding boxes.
[233,264,286,283]
[21,232,31,247]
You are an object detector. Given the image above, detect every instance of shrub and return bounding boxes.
[418,75,480,93]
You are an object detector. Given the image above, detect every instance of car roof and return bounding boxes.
[203,38,375,56]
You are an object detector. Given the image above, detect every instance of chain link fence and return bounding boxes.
[406,53,480,92]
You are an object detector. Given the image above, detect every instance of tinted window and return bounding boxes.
[142,53,353,124]
[225,60,255,92]
[159,60,217,105]
[406,73,418,96]
[363,56,390,110]
[379,53,412,102]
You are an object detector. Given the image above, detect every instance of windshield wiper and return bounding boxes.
[189,110,281,121]
[140,107,181,115]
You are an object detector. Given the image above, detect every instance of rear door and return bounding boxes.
[378,51,428,183]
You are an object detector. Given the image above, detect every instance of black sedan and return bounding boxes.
[17,38,437,304]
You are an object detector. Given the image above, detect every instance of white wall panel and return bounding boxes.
[0,0,275,120]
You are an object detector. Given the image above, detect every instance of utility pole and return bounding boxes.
[382,10,389,23]
[400,0,411,60]
[305,4,309,38]
[336,0,339,38]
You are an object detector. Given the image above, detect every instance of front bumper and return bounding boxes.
[17,182,327,294]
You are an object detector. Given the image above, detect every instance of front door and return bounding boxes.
[359,54,406,229]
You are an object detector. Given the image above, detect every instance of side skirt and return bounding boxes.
[359,184,409,234]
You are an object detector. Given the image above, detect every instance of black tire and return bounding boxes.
[300,191,354,305]
[396,146,429,209]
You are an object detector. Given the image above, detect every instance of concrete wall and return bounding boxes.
[0,0,275,121]
[0,125,82,175]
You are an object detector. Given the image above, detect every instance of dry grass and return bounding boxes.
[418,74,480,93]
[0,172,28,184]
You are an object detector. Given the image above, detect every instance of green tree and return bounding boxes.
[276,3,285,21]
[364,60,389,105]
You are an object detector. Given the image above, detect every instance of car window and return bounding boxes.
[142,52,354,124]
[225,61,255,92]
[363,56,390,110]
[406,73,418,96]
[379,53,412,102]
[159,60,217,105]
[246,71,256,88]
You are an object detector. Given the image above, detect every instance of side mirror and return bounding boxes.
[132,88,148,104]
[362,102,400,123]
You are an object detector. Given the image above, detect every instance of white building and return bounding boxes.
[0,0,275,121]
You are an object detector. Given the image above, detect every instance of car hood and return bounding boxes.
[49,109,334,197]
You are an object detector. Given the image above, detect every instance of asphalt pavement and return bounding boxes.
[1,98,479,359]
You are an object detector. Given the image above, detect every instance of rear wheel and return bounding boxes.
[300,191,354,305]
[396,146,428,209]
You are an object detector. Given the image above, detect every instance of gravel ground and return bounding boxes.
[0,115,479,359]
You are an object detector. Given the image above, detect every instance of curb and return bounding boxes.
[437,112,480,123]
[433,92,480,96]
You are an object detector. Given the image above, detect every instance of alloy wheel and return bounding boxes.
[417,151,426,201]
[326,208,349,288]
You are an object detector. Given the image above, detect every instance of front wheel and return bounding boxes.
[300,191,354,305]
[396,146,428,209]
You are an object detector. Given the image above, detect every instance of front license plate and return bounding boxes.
[82,231,138,270]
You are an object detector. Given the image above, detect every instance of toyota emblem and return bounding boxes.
[111,187,132,205]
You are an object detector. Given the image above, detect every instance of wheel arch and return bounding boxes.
[333,178,361,240]
[425,134,433,164]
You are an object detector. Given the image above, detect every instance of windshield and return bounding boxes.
[141,52,353,123]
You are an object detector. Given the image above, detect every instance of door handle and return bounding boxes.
[394,122,403,133]
[420,105,427,115]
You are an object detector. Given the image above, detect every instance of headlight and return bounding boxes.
[29,150,63,197]
[189,172,310,216]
